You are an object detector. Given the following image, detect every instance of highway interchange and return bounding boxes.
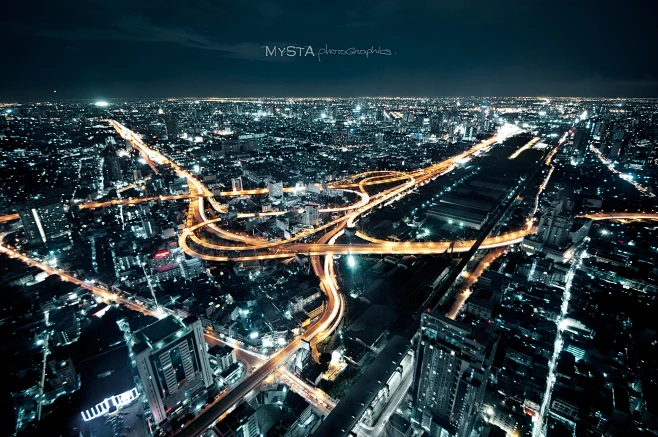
[2,121,657,436]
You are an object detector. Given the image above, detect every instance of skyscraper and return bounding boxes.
[537,199,574,248]
[133,315,214,426]
[412,312,497,437]
[231,176,243,192]
[386,413,412,437]
[303,203,319,226]
[572,127,590,153]
[333,119,348,146]
[268,181,284,200]
[16,199,69,245]
[106,157,123,183]
[164,115,178,140]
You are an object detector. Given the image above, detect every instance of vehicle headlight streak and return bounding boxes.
[533,252,582,437]
[589,144,655,198]
[0,122,595,434]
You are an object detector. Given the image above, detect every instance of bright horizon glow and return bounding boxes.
[95,101,109,107]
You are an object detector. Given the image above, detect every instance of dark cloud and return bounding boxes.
[35,16,285,61]
[1,0,657,100]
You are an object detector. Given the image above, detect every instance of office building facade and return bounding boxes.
[17,199,69,244]
[231,176,243,192]
[412,312,497,437]
[133,315,214,425]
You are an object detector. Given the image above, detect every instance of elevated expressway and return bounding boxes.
[1,124,614,436]
[0,126,543,435]
[580,212,658,221]
[1,124,656,434]
[170,129,514,435]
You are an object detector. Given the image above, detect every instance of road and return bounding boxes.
[277,367,336,416]
[0,123,522,436]
[508,137,541,160]
[580,212,658,221]
[2,119,655,436]
[171,128,527,435]
[178,128,526,263]
[355,361,414,437]
[445,247,507,320]
[533,250,582,437]
[0,213,18,223]
[589,143,655,198]
[3,121,656,435]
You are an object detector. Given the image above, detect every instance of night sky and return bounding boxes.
[2,0,657,100]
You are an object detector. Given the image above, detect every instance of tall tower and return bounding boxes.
[412,312,497,437]
[268,181,284,200]
[333,119,348,146]
[231,176,243,192]
[133,315,214,426]
[164,115,178,140]
[303,203,319,226]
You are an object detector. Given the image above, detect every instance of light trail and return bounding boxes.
[508,137,541,160]
[445,247,506,320]
[277,367,336,415]
[110,120,228,214]
[589,144,655,198]
[179,228,533,262]
[180,127,526,262]
[533,250,582,437]
[0,213,19,223]
[580,212,658,221]
[1,123,523,437]
[544,131,569,166]
[530,131,568,217]
[0,236,157,317]
[2,119,656,436]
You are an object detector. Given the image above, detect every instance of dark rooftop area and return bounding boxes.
[313,335,411,437]
[135,315,184,346]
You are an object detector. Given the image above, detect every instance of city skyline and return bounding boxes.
[1,1,658,430]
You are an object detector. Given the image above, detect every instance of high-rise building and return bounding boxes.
[292,340,312,373]
[231,176,243,192]
[375,132,385,145]
[303,203,319,226]
[212,402,260,437]
[386,413,412,437]
[16,199,69,245]
[268,181,284,200]
[608,140,623,159]
[412,312,497,437]
[164,115,178,140]
[572,127,590,153]
[133,315,214,425]
[141,218,158,238]
[537,199,574,248]
[546,212,573,247]
[106,157,123,183]
[333,119,348,146]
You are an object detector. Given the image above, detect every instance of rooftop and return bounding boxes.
[135,315,184,346]
[313,335,411,437]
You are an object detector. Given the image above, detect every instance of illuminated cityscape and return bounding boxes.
[2,1,658,436]
[0,97,657,437]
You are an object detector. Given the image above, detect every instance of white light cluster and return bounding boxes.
[80,387,139,421]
